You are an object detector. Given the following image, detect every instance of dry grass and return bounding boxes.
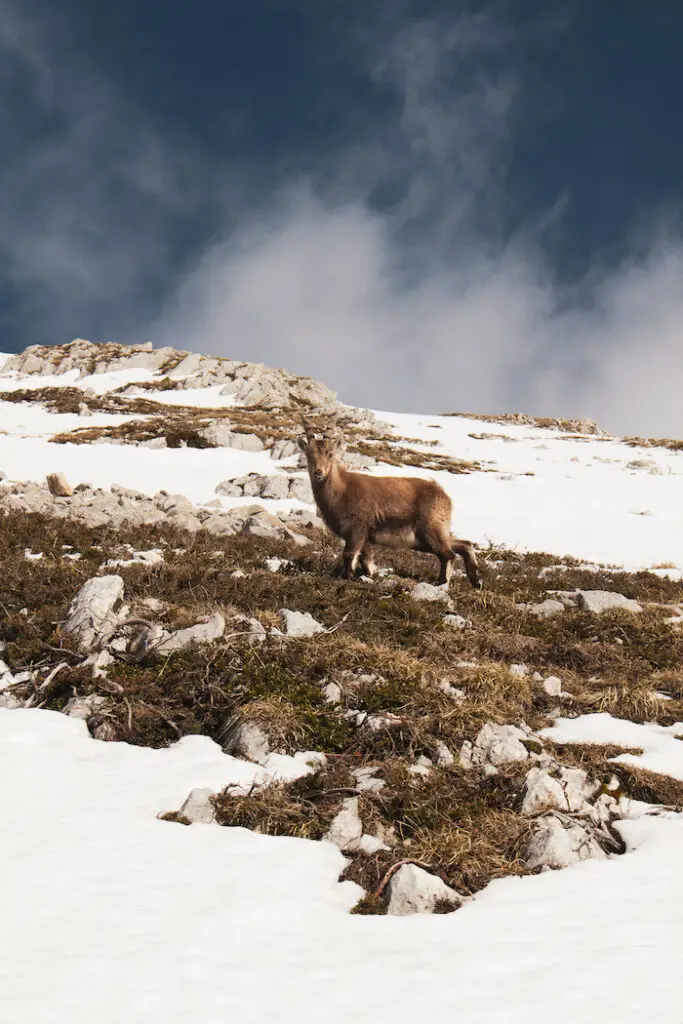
[3,507,683,912]
[442,411,607,435]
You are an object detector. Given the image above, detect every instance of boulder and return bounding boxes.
[46,473,73,497]
[324,798,363,852]
[526,815,607,870]
[465,723,531,770]
[178,788,217,825]
[442,613,471,630]
[221,720,270,763]
[288,476,314,503]
[577,591,642,614]
[279,609,325,638]
[155,613,226,654]
[410,583,455,609]
[387,864,463,916]
[63,575,125,651]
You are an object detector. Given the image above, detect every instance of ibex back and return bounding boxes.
[298,419,482,588]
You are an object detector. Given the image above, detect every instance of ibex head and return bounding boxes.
[298,413,345,482]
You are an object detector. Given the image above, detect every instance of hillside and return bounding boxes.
[1,340,682,1023]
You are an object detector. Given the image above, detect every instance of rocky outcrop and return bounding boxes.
[1,339,377,424]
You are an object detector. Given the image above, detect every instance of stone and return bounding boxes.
[324,798,363,852]
[341,451,377,470]
[542,675,563,697]
[157,493,194,513]
[241,510,289,540]
[259,475,291,500]
[110,484,146,500]
[166,511,202,534]
[215,480,243,497]
[387,864,463,916]
[434,740,455,767]
[46,473,73,497]
[228,432,265,452]
[525,599,566,619]
[63,694,109,720]
[280,609,325,638]
[526,815,607,870]
[352,766,386,794]
[322,681,343,705]
[442,614,471,630]
[576,591,642,614]
[221,720,270,763]
[410,583,455,609]
[355,834,390,855]
[271,439,299,461]
[155,614,226,654]
[468,722,530,769]
[509,664,528,679]
[288,476,314,503]
[63,575,125,651]
[178,788,217,825]
[521,767,569,816]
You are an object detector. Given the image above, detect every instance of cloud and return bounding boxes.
[2,2,683,438]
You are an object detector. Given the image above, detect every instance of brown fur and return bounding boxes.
[298,430,481,588]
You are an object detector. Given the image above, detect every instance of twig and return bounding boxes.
[374,859,439,898]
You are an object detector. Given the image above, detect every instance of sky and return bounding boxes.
[2,0,683,436]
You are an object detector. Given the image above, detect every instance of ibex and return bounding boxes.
[298,417,482,588]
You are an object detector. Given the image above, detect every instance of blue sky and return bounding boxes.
[2,1,683,434]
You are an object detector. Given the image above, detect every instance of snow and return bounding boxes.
[1,707,682,1023]
[541,713,683,781]
[2,367,682,569]
[3,358,683,1021]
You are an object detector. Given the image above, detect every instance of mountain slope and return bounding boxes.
[1,340,682,1024]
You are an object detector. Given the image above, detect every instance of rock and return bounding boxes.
[525,599,566,619]
[215,480,243,497]
[577,591,642,614]
[288,476,314,503]
[341,451,377,470]
[90,720,118,742]
[526,815,607,870]
[410,583,455,609]
[434,740,455,767]
[542,675,563,697]
[442,613,471,630]
[221,720,270,763]
[63,694,109,720]
[387,864,464,916]
[110,483,146,500]
[155,614,226,654]
[166,511,202,534]
[509,664,528,679]
[271,439,299,461]
[232,614,268,643]
[280,609,325,638]
[63,575,125,651]
[265,557,292,574]
[157,493,194,513]
[356,834,391,855]
[324,797,363,851]
[241,510,290,540]
[521,767,569,816]
[46,473,73,497]
[178,788,217,825]
[322,681,343,704]
[467,723,530,769]
[260,475,291,500]
[352,766,386,794]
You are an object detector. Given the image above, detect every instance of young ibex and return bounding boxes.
[298,417,482,588]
